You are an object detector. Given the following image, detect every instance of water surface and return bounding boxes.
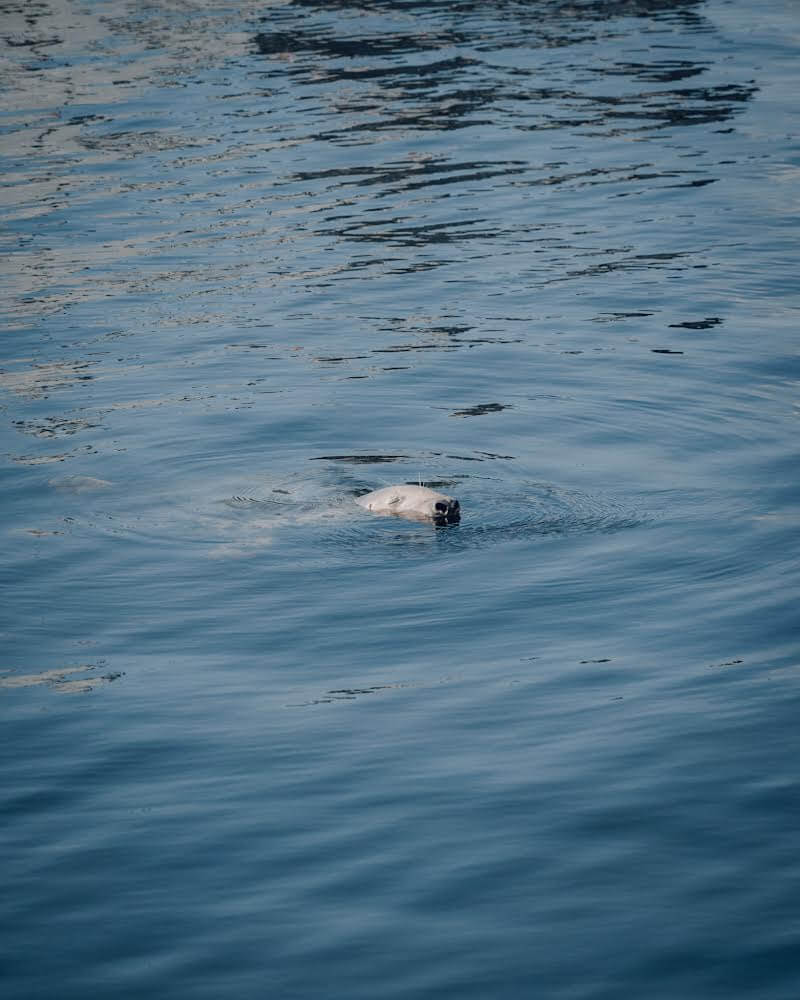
[2,1,799,997]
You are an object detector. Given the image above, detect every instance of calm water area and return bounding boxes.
[1,1,799,996]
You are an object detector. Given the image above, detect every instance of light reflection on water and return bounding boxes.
[2,1,800,998]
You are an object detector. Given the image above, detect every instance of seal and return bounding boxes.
[355,484,460,525]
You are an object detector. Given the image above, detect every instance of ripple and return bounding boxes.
[207,473,648,566]
[75,466,645,566]
[0,661,122,695]
[447,481,647,551]
[48,475,112,493]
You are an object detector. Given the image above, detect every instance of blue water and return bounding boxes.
[2,1,799,996]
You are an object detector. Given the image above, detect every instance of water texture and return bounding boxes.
[1,1,799,997]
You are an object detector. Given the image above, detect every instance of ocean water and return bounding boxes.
[1,1,799,996]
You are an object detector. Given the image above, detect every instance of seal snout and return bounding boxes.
[436,499,460,524]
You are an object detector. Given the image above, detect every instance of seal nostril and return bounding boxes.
[435,502,447,513]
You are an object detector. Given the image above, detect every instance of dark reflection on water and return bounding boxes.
[2,0,800,998]
[254,2,753,137]
[312,453,409,463]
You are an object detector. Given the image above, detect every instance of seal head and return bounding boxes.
[355,484,460,525]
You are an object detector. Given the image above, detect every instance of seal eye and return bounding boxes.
[435,502,448,513]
